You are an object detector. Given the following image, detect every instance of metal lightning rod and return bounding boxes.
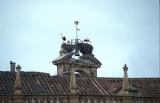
[74,21,80,43]
[74,21,80,56]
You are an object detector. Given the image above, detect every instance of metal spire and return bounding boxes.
[74,21,80,43]
[74,21,80,56]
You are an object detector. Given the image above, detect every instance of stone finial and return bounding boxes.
[14,65,22,95]
[16,65,21,70]
[123,64,128,71]
[14,65,23,103]
[122,64,129,96]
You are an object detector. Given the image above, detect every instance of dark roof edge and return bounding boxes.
[0,95,159,98]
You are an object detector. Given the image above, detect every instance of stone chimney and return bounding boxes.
[10,61,16,72]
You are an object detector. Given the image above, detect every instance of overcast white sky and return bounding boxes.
[0,0,159,77]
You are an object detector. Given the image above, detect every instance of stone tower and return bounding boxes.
[52,21,101,78]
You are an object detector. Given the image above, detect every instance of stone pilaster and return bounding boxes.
[69,64,79,103]
[123,96,134,103]
[69,64,77,94]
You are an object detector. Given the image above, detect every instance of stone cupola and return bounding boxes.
[52,21,101,78]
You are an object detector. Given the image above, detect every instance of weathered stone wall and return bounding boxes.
[0,95,159,103]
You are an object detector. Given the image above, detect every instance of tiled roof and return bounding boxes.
[0,71,160,97]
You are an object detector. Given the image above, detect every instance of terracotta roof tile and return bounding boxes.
[0,71,160,97]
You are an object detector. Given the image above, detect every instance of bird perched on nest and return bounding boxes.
[61,33,66,42]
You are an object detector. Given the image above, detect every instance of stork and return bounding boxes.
[61,33,66,42]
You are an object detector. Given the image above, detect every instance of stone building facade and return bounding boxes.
[0,22,160,103]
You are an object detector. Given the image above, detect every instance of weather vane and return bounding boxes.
[74,21,80,56]
[74,21,80,43]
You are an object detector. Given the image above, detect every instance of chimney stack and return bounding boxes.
[10,61,16,72]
